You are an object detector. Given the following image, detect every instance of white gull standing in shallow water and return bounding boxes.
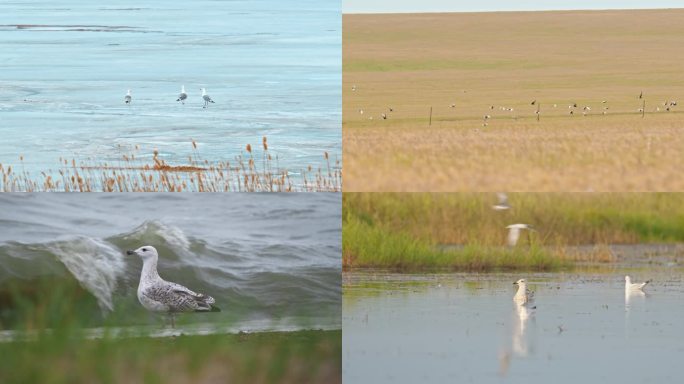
[625,275,650,292]
[513,278,535,307]
[124,89,132,105]
[200,87,215,108]
[177,85,187,104]
[127,245,219,327]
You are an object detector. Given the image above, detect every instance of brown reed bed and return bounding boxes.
[0,137,341,192]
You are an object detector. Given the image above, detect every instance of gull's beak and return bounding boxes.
[513,282,518,285]
[126,250,136,256]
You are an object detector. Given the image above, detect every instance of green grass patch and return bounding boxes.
[0,330,341,384]
[343,211,569,272]
[343,193,684,246]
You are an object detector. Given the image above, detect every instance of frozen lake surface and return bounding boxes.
[344,267,684,384]
[0,1,340,184]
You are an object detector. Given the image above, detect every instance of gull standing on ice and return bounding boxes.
[127,246,220,327]
[506,224,536,247]
[513,278,535,307]
[177,85,187,104]
[492,193,511,211]
[124,89,132,105]
[625,275,650,292]
[200,88,215,108]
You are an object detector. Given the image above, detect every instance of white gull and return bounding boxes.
[127,245,219,327]
[177,85,187,104]
[200,87,215,108]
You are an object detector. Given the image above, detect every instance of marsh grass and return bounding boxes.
[344,193,684,245]
[0,330,341,384]
[343,210,569,272]
[343,193,684,271]
[0,278,340,384]
[0,138,341,192]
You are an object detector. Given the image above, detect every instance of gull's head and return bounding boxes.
[625,275,631,284]
[126,89,131,95]
[126,245,158,261]
[513,278,526,286]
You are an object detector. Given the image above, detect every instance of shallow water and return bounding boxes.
[0,193,341,331]
[344,268,684,384]
[0,0,340,184]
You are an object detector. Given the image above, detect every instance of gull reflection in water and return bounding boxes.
[499,302,536,376]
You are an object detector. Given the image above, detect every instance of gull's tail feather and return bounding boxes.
[195,304,221,312]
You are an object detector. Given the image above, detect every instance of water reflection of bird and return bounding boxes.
[506,224,536,247]
[512,303,533,356]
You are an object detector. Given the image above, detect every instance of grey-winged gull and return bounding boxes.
[177,85,187,104]
[200,87,215,108]
[124,89,132,105]
[127,245,219,327]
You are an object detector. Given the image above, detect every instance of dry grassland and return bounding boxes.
[343,9,684,191]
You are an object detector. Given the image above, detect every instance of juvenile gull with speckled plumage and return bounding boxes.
[127,245,219,327]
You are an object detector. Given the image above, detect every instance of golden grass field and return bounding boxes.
[343,9,684,191]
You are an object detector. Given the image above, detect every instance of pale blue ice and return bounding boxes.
[0,1,341,180]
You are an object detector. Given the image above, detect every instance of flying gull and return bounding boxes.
[506,224,536,247]
[200,88,215,108]
[492,192,511,211]
[124,89,132,105]
[177,85,187,104]
[127,245,220,327]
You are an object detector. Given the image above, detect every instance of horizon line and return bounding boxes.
[343,6,683,15]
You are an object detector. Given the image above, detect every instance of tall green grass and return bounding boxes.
[0,330,341,384]
[343,210,569,271]
[344,193,684,246]
[0,275,341,383]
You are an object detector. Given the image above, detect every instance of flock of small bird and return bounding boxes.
[350,85,679,126]
[123,85,215,108]
[493,193,651,311]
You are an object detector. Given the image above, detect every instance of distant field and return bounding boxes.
[343,9,684,191]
